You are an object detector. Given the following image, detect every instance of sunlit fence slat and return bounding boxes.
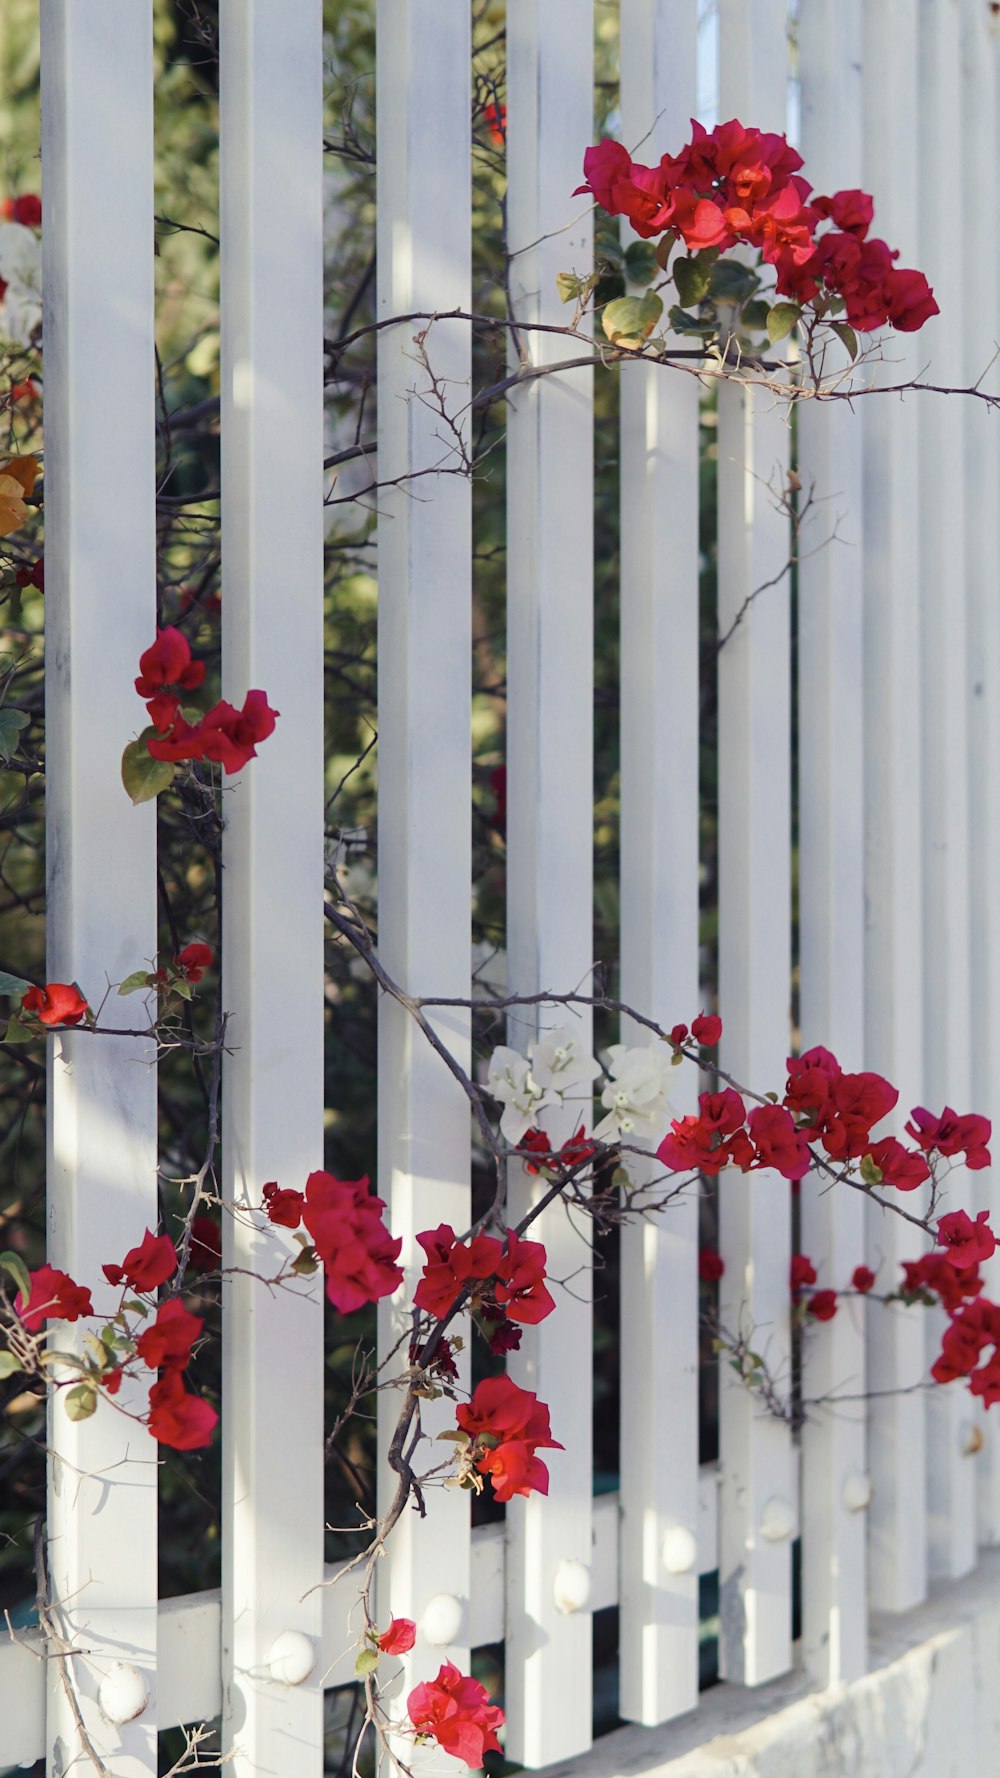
[861,0,929,1616]
[504,1,595,1763]
[617,0,701,1728]
[796,0,869,1687]
[715,0,795,1689]
[374,0,474,1718]
[218,3,326,1772]
[40,8,159,1773]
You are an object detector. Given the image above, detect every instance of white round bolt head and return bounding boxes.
[267,1630,317,1686]
[842,1470,873,1513]
[98,1663,150,1725]
[661,1524,698,1575]
[553,1559,591,1614]
[420,1593,464,1647]
[759,1497,795,1543]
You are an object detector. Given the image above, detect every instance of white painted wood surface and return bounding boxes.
[504,0,595,1763]
[373,0,474,1726]
[715,0,795,1690]
[796,0,869,1687]
[617,0,701,1728]
[218,4,326,1774]
[860,0,929,1617]
[40,9,159,1773]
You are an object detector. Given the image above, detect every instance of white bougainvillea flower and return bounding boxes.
[0,222,42,347]
[529,1023,601,1098]
[486,1045,554,1145]
[592,1041,675,1149]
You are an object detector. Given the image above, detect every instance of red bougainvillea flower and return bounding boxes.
[147,1369,218,1450]
[21,982,89,1027]
[807,1289,838,1322]
[519,1126,596,1176]
[262,1181,306,1229]
[135,1298,202,1370]
[456,1375,562,1503]
[414,1224,502,1320]
[1,193,41,227]
[146,712,208,763]
[657,1087,754,1176]
[691,1012,722,1046]
[900,1251,982,1314]
[863,1135,931,1192]
[407,1661,504,1767]
[906,1105,992,1170]
[103,1228,178,1292]
[135,627,205,698]
[790,1253,818,1294]
[174,942,213,983]
[188,1215,222,1272]
[698,1249,725,1283]
[482,101,506,146]
[301,1171,403,1314]
[14,554,43,591]
[820,1070,898,1161]
[812,188,874,237]
[747,1103,812,1180]
[852,1265,876,1294]
[493,1231,555,1325]
[16,1264,93,1331]
[378,1617,417,1655]
[198,691,279,774]
[937,1209,997,1270]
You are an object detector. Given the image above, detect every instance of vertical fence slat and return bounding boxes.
[917,0,978,1583]
[219,4,325,1771]
[617,0,701,1727]
[41,10,158,1772]
[715,0,795,1689]
[861,0,929,1616]
[374,0,474,1714]
[505,1,594,1763]
[796,0,869,1687]
[962,0,1000,1550]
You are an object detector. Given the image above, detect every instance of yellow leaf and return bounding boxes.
[0,455,37,536]
[0,454,39,497]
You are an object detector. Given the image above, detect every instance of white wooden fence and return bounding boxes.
[2,0,1000,1773]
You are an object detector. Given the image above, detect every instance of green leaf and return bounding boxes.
[0,708,29,764]
[594,227,624,268]
[4,1013,35,1044]
[654,234,675,273]
[555,271,582,304]
[355,1647,380,1677]
[0,1349,22,1380]
[0,1250,32,1307]
[859,1152,883,1186]
[64,1383,98,1422]
[117,970,155,997]
[710,258,760,304]
[601,291,664,349]
[122,1299,149,1318]
[766,301,802,344]
[667,305,716,336]
[0,969,31,997]
[623,241,658,285]
[829,320,859,361]
[672,254,713,308]
[121,733,176,806]
[741,299,771,332]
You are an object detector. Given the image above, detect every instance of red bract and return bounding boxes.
[136,1298,202,1370]
[746,1103,812,1180]
[378,1616,417,1655]
[21,982,88,1027]
[937,1209,997,1270]
[812,188,874,237]
[658,1087,753,1176]
[493,1231,555,1324]
[135,627,205,698]
[407,1661,504,1767]
[175,942,212,982]
[16,1264,93,1332]
[790,1253,818,1294]
[414,1224,502,1320]
[901,1251,982,1314]
[482,102,506,146]
[456,1375,561,1503]
[820,1070,898,1161]
[863,1136,931,1192]
[698,1249,725,1282]
[103,1229,178,1292]
[147,713,207,764]
[147,1370,218,1450]
[519,1125,597,1176]
[807,1289,838,1322]
[199,691,279,773]
[906,1105,992,1170]
[301,1171,403,1314]
[188,1216,222,1272]
[691,1012,722,1046]
[262,1182,305,1229]
[852,1265,876,1294]
[1,193,41,227]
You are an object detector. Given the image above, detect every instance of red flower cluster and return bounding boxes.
[135,628,278,774]
[669,1012,722,1048]
[20,982,89,1027]
[14,554,43,590]
[906,1106,992,1170]
[414,1223,555,1326]
[1,193,41,227]
[103,1228,178,1292]
[579,119,938,333]
[16,1264,93,1332]
[136,1297,202,1370]
[407,1662,504,1767]
[147,1370,219,1450]
[698,1248,725,1283]
[519,1125,596,1176]
[264,1172,403,1314]
[174,942,212,983]
[455,1375,561,1503]
[482,102,506,147]
[188,1215,222,1272]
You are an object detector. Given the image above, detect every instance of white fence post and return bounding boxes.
[374,0,474,1722]
[218,3,326,1772]
[40,7,159,1773]
[504,0,595,1763]
[715,0,795,1690]
[796,0,869,1688]
[617,0,701,1728]
[861,0,929,1615]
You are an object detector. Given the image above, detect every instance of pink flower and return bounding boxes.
[301,1171,403,1314]
[378,1617,417,1655]
[407,1662,504,1767]
[937,1209,997,1271]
